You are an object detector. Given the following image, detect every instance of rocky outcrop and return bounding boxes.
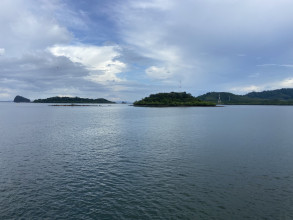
[14,95,30,103]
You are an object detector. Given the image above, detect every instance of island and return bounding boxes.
[14,95,30,103]
[133,92,216,107]
[197,88,293,105]
[49,104,99,107]
[33,96,115,104]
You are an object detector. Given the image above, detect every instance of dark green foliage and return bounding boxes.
[197,88,293,105]
[246,88,293,100]
[134,92,216,106]
[33,96,115,103]
[14,95,30,102]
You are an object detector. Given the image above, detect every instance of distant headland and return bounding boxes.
[33,96,115,104]
[14,95,30,103]
[12,88,293,105]
[133,92,216,107]
[198,88,293,105]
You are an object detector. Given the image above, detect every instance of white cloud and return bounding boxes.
[2,0,293,100]
[0,48,5,55]
[45,87,82,98]
[0,87,13,99]
[229,77,293,94]
[0,0,71,56]
[230,85,262,94]
[130,0,174,11]
[257,64,293,68]
[115,0,293,92]
[279,78,293,88]
[248,72,260,78]
[146,66,172,80]
[49,45,127,83]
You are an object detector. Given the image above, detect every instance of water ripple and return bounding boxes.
[1,104,293,219]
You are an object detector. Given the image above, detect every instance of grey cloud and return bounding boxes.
[2,0,293,100]
[0,52,118,100]
[113,0,293,94]
[0,0,71,56]
[257,64,293,68]
[0,51,158,101]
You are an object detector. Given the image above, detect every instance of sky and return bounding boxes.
[1,0,293,101]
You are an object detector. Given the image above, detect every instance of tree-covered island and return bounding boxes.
[133,92,216,107]
[33,96,115,103]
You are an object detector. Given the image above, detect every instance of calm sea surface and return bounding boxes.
[0,103,293,219]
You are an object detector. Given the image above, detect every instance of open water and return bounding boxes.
[0,103,293,219]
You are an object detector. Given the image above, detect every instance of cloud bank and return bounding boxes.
[1,0,293,100]
[114,0,293,94]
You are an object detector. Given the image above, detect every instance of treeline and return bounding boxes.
[33,96,115,103]
[197,88,293,105]
[246,88,293,100]
[134,92,216,106]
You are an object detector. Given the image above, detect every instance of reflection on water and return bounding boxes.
[0,103,293,219]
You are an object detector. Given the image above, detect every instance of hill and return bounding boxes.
[197,88,293,105]
[134,92,216,106]
[14,95,30,103]
[33,96,115,104]
[246,88,293,100]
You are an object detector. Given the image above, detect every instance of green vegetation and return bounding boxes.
[134,92,216,106]
[197,88,293,105]
[33,96,115,104]
[246,88,293,100]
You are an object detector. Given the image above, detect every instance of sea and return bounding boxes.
[0,102,293,219]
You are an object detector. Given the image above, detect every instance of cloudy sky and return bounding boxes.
[1,0,293,101]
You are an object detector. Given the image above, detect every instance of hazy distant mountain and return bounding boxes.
[197,88,293,105]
